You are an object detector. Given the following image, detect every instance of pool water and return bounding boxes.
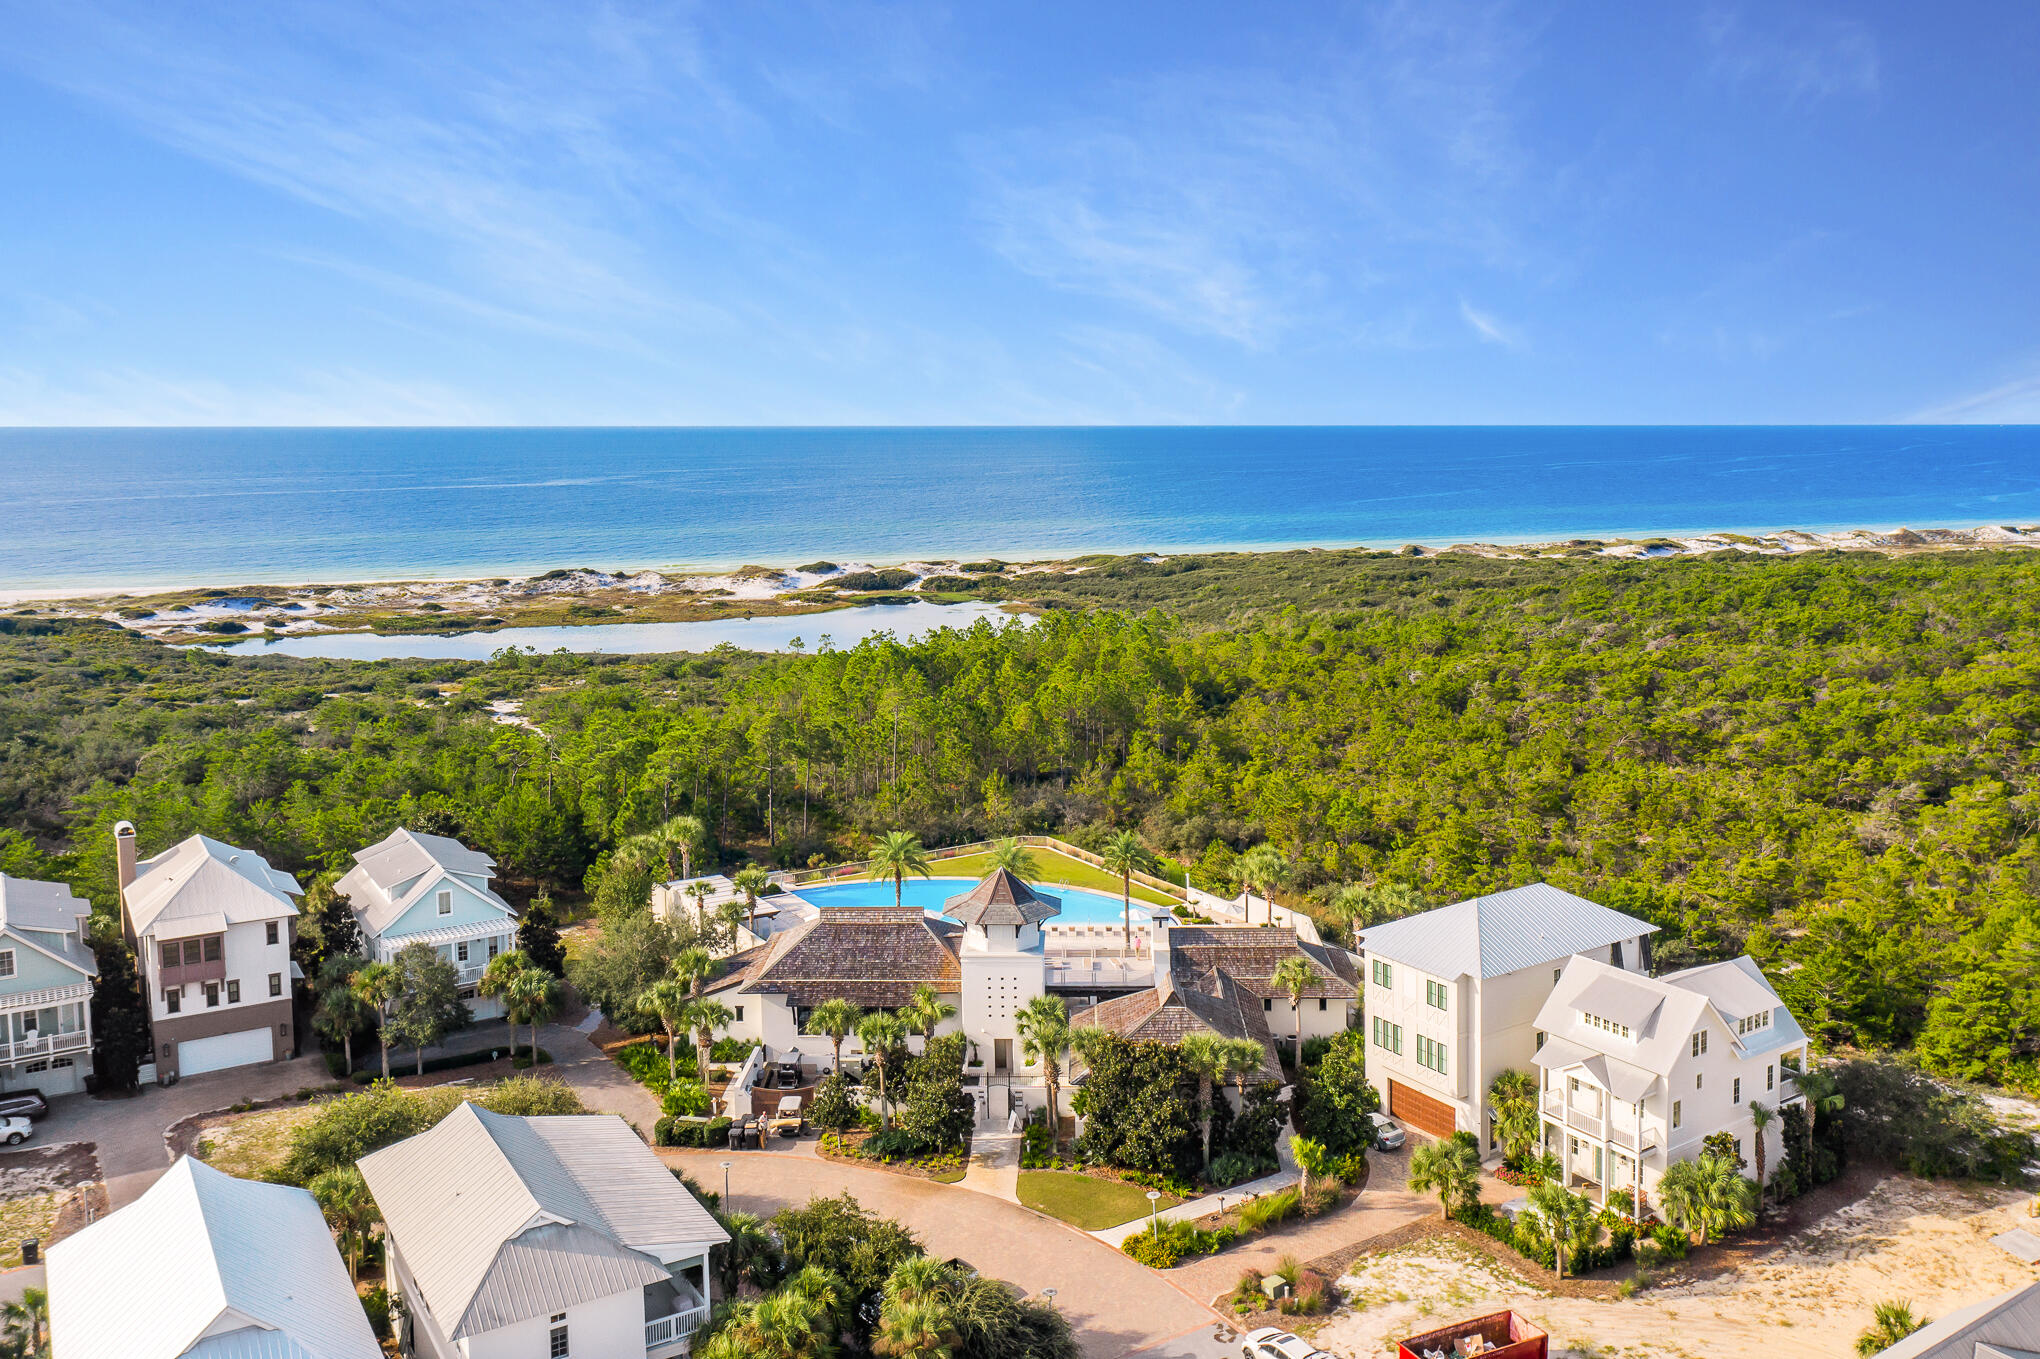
[788,877,1152,927]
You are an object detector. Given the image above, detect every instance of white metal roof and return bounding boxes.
[1533,952,1800,1088]
[1356,883,1656,980]
[0,874,97,976]
[46,1156,380,1359]
[359,1104,727,1340]
[1871,1280,2040,1359]
[336,828,512,937]
[124,836,301,938]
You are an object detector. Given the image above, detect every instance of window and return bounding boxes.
[456,941,469,963]
[1735,1138,1744,1161]
[1554,967,1563,983]
[1318,997,1327,1011]
[204,982,220,1008]
[50,1058,71,1069]
[1582,1011,1632,1039]
[1611,940,1624,969]
[1416,1034,1448,1074]
[23,1061,45,1074]
[1691,1031,1708,1057]
[161,942,180,970]
[1695,1072,1703,1089]
[1732,1077,1741,1104]
[0,950,13,979]
[733,1005,744,1022]
[437,890,453,915]
[183,940,202,966]
[549,1312,569,1358]
[1370,1017,1403,1054]
[1672,1099,1681,1129]
[164,989,181,1014]
[226,979,240,1004]
[269,972,283,998]
[202,936,222,963]
[266,921,279,946]
[1535,1030,1546,1051]
[489,936,500,959]
[1263,997,1273,1012]
[1371,959,1393,988]
[1426,979,1448,1009]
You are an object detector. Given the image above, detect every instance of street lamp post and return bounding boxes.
[1146,1188,1161,1236]
[721,1160,733,1214]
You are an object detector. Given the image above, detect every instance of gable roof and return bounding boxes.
[1532,953,1798,1088]
[1165,926,1357,1000]
[1870,1281,2040,1358]
[942,869,1061,927]
[1072,968,1284,1083]
[358,1104,726,1340]
[1356,884,1655,980]
[337,828,510,936]
[47,1156,379,1359]
[708,906,961,1009]
[0,874,98,977]
[124,836,300,938]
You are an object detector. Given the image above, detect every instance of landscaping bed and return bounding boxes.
[818,1130,967,1183]
[0,1142,103,1267]
[1018,1169,1182,1230]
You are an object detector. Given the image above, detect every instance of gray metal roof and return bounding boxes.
[0,874,98,977]
[1355,883,1656,980]
[1871,1281,2040,1359]
[124,835,301,938]
[336,828,512,937]
[359,1103,727,1341]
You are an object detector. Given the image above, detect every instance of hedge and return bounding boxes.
[340,1045,549,1084]
[655,1115,734,1148]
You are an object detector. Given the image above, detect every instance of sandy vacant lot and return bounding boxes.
[1314,1175,2038,1359]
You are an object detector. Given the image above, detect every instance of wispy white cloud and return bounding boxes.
[1906,363,2040,424]
[0,364,496,425]
[1458,298,1524,349]
[1702,7,1880,102]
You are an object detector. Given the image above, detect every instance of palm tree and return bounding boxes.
[1291,1134,1333,1198]
[1014,995,1071,1143]
[1,1284,46,1357]
[1749,1101,1774,1214]
[1179,1033,1230,1172]
[480,950,533,1053]
[1237,843,1288,924]
[884,1255,953,1307]
[857,1010,909,1127]
[732,863,772,935]
[506,965,561,1056]
[639,979,694,1084]
[902,982,956,1040]
[712,1209,783,1296]
[1855,1301,1928,1356]
[627,814,707,882]
[1526,1181,1596,1280]
[312,964,372,1076]
[308,1166,379,1282]
[807,998,863,1073]
[873,1295,958,1359]
[681,997,735,1086]
[1407,1136,1482,1221]
[1220,1036,1267,1111]
[1659,1153,1756,1245]
[1098,829,1158,950]
[673,945,715,997]
[868,831,932,908]
[1487,1069,1541,1164]
[986,837,1038,881]
[350,960,401,1079]
[1798,1065,1846,1126]
[1269,956,1318,1066]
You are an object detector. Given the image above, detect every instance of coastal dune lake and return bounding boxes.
[205,599,1019,659]
[6,426,2040,592]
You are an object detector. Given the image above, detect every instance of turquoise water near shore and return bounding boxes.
[4,426,2039,590]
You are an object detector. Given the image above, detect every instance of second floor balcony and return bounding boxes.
[0,1029,90,1066]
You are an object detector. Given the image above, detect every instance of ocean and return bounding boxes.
[3,426,2038,591]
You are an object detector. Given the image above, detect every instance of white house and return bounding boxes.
[1355,883,1657,1149]
[651,873,775,954]
[360,1102,728,1359]
[1865,1280,2040,1358]
[1532,952,1809,1209]
[47,1154,381,1359]
[337,829,520,1020]
[0,873,97,1095]
[118,823,302,1080]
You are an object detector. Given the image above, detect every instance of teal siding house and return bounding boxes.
[0,874,98,1096]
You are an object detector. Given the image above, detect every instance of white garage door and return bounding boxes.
[178,1028,272,1077]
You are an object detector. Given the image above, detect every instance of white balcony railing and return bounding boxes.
[0,1031,91,1065]
[645,1304,709,1352]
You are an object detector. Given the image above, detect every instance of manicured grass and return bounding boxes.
[1018,1170,1184,1230]
[914,848,1180,909]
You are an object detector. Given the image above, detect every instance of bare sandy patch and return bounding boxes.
[1314,1175,2038,1359]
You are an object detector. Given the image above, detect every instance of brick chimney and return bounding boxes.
[114,821,138,947]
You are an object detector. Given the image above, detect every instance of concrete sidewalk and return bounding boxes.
[960,1123,1021,1202]
[1093,1162,1299,1247]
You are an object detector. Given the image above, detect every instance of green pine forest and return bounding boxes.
[3,547,2036,1090]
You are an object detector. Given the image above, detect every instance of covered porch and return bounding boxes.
[1532,1039,1658,1209]
[644,1254,711,1355]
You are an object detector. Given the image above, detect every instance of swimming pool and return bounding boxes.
[788,877,1154,927]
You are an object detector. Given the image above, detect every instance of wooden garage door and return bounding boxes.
[1389,1079,1456,1140]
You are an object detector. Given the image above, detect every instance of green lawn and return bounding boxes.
[1018,1171,1184,1230]
[898,847,1181,909]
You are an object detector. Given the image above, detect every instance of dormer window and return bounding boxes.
[1581,1010,1631,1039]
[1735,1011,1771,1035]
[437,890,453,915]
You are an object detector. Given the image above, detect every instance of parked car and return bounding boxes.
[0,1117,34,1147]
[1368,1111,1406,1151]
[1240,1327,1334,1359]
[0,1091,49,1122]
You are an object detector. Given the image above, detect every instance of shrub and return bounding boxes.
[350,1043,547,1084]
[1208,1151,1276,1188]
[1651,1223,1690,1260]
[655,1115,734,1148]
[807,1072,859,1132]
[710,1036,759,1063]
[474,1074,588,1117]
[1121,1217,1237,1268]
[1298,1034,1334,1068]
[1072,1034,1202,1182]
[862,1128,923,1161]
[918,575,981,593]
[1236,1188,1301,1235]
[834,569,916,591]
[360,1284,391,1338]
[795,561,836,573]
[662,1082,713,1116]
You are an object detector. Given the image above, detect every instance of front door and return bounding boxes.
[994,1038,1011,1074]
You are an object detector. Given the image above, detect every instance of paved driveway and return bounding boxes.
[666,1146,1217,1358]
[16,1054,329,1207]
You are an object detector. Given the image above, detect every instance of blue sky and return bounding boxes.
[1,2,2036,425]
